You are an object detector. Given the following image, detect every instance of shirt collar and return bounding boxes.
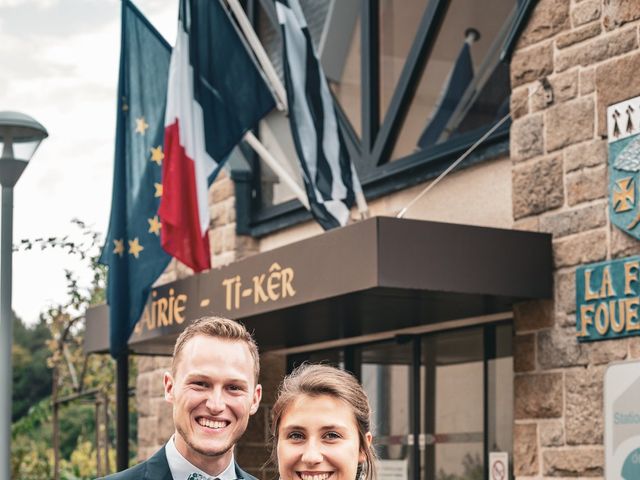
[165,435,237,480]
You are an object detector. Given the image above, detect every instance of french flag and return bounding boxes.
[160,0,275,272]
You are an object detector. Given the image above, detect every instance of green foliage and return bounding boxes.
[11,219,132,479]
[12,315,53,421]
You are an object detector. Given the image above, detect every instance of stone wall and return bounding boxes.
[510,0,640,478]
[135,171,285,478]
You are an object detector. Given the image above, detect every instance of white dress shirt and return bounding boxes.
[165,435,238,480]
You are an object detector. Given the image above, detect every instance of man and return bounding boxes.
[100,316,262,480]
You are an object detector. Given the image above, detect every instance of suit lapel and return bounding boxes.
[144,446,173,480]
[234,462,257,480]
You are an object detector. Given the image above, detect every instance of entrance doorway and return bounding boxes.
[287,322,513,480]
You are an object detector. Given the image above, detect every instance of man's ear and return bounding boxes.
[249,383,262,415]
[164,371,175,403]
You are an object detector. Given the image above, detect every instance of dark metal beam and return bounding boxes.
[116,353,129,472]
[372,0,449,165]
[361,0,379,155]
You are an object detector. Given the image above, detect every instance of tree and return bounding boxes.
[11,219,132,479]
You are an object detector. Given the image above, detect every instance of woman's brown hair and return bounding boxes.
[270,364,377,480]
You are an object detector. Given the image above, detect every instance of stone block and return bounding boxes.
[210,176,235,203]
[514,333,536,372]
[543,448,604,476]
[546,97,595,152]
[555,268,577,314]
[630,337,640,358]
[511,42,554,88]
[212,251,235,268]
[603,0,640,31]
[517,0,570,48]
[558,313,577,327]
[596,52,640,136]
[514,299,555,332]
[611,225,640,259]
[583,338,629,365]
[137,416,156,445]
[149,369,168,398]
[210,227,224,256]
[565,138,607,173]
[539,203,607,237]
[514,373,563,419]
[510,86,530,120]
[556,27,637,73]
[221,224,237,252]
[571,0,601,27]
[566,366,605,445]
[566,165,607,206]
[580,67,596,95]
[532,69,579,112]
[243,405,268,443]
[137,356,155,374]
[553,229,607,268]
[540,420,564,447]
[514,216,540,232]
[538,327,588,369]
[511,114,544,161]
[513,155,564,219]
[557,22,602,49]
[260,352,286,404]
[513,423,539,476]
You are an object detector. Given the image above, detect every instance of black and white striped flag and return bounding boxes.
[275,0,364,229]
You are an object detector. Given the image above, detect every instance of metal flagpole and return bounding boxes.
[243,131,309,209]
[224,0,288,112]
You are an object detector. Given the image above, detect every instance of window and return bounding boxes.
[247,0,527,234]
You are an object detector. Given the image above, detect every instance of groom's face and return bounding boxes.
[164,334,262,468]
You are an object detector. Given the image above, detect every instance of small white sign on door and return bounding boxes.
[489,452,509,480]
[376,459,408,480]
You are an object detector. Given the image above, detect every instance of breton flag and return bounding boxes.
[100,0,172,357]
[160,0,275,271]
[275,0,363,230]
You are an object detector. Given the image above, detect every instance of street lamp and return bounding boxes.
[0,111,48,478]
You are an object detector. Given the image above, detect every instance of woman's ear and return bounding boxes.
[358,431,373,463]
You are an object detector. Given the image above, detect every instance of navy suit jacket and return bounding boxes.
[97,446,258,480]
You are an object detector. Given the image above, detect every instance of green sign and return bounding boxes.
[576,256,640,342]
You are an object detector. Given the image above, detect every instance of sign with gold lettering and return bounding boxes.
[576,257,640,342]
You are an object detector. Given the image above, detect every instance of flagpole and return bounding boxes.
[243,131,310,209]
[224,0,288,112]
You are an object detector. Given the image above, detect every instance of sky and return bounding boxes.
[0,0,178,325]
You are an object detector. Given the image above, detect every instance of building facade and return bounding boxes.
[94,1,640,479]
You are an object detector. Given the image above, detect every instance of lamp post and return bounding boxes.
[0,111,48,478]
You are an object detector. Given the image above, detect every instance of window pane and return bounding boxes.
[379,0,429,125]
[390,0,517,161]
[422,329,485,480]
[358,341,416,480]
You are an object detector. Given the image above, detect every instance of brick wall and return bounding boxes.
[510,0,640,477]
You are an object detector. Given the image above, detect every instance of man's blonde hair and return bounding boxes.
[171,316,260,382]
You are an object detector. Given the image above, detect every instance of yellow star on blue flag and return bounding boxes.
[99,0,171,358]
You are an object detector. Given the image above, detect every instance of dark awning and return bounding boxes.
[85,216,552,355]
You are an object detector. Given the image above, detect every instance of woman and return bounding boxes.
[271,364,377,480]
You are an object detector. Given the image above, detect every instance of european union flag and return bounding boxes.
[99,0,172,358]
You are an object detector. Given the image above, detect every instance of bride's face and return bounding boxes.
[277,394,370,480]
